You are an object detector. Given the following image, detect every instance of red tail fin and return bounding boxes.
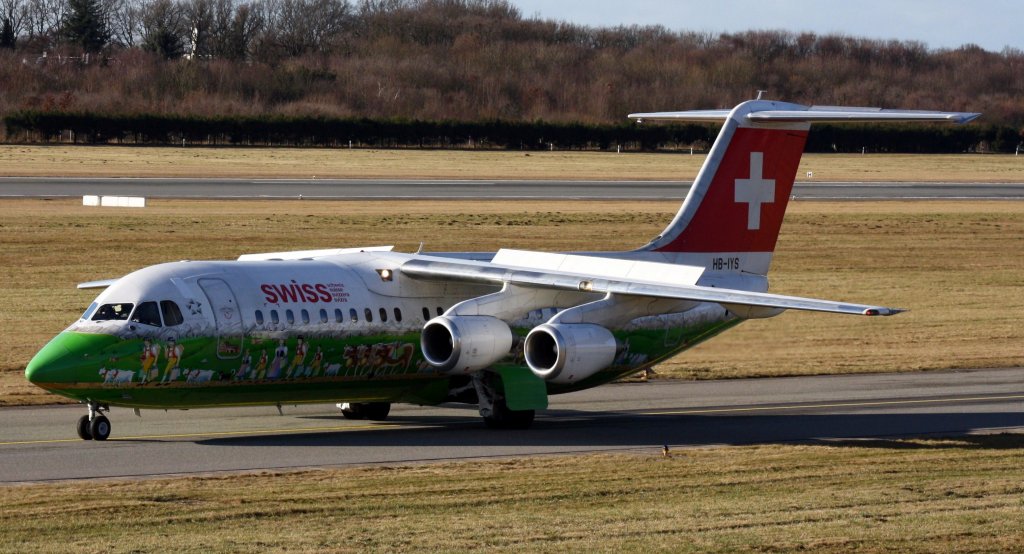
[655,126,807,253]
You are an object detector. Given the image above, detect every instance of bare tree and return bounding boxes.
[1,0,28,43]
[104,0,142,46]
[210,0,261,59]
[25,0,67,39]
[264,0,349,55]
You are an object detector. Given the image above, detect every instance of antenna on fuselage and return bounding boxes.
[756,90,768,100]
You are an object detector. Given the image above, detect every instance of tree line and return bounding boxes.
[5,110,1019,152]
[0,0,1022,149]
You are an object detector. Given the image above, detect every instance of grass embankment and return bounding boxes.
[1,145,1024,181]
[3,438,1024,552]
[2,199,1022,405]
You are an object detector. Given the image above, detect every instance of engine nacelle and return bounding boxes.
[420,315,514,374]
[524,323,617,384]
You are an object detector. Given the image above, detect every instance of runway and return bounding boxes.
[2,367,1022,484]
[2,177,1024,199]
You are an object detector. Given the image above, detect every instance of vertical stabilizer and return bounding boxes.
[628,100,979,276]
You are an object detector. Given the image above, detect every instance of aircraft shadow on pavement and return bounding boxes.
[195,410,1024,450]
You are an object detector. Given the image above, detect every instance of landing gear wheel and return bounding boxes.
[339,403,364,420]
[340,402,391,421]
[89,415,111,441]
[76,415,93,440]
[362,402,391,421]
[483,403,535,430]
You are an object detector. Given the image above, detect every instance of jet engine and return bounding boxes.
[524,323,617,384]
[421,315,514,373]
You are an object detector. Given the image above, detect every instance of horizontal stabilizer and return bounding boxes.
[630,106,980,125]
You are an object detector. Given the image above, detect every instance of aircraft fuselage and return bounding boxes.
[26,251,738,410]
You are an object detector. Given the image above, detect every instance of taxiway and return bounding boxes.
[2,367,1022,484]
[2,177,1024,200]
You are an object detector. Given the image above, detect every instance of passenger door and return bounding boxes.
[198,278,243,359]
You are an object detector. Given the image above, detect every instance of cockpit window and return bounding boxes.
[81,303,98,321]
[92,303,134,321]
[131,302,163,327]
[160,301,184,326]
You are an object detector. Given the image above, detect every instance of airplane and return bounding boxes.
[25,98,980,440]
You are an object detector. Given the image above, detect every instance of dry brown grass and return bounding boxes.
[2,198,1023,406]
[3,436,1024,552]
[1,146,1023,181]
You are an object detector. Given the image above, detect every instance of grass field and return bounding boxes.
[2,198,1022,405]
[2,436,1023,552]
[1,145,1024,181]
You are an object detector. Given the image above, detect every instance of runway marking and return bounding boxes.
[641,393,1024,416]
[0,423,400,446]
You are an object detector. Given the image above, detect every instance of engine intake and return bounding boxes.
[421,315,513,374]
[524,323,617,384]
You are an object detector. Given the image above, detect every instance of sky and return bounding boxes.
[508,0,1024,53]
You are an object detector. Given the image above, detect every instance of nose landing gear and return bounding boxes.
[77,401,111,441]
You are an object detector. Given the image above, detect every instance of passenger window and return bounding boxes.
[286,310,295,324]
[379,308,387,322]
[436,307,443,316]
[160,300,184,326]
[364,308,373,322]
[301,309,310,324]
[335,309,343,323]
[422,307,430,321]
[81,303,98,320]
[271,310,280,324]
[255,310,264,325]
[131,302,162,327]
[349,308,358,322]
[319,309,328,324]
[93,303,134,321]
[394,308,402,322]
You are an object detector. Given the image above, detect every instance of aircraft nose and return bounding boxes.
[25,332,96,386]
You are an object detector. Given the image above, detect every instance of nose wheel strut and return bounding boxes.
[77,401,111,441]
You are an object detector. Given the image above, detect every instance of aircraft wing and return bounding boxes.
[400,254,903,317]
[77,279,120,290]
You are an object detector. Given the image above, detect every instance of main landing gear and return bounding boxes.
[473,372,535,430]
[338,402,392,421]
[77,401,111,441]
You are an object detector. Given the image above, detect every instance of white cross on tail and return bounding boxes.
[734,152,775,230]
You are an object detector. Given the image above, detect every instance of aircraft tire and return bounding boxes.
[362,403,391,421]
[76,415,93,440]
[341,402,391,421]
[340,403,364,420]
[89,415,111,441]
[483,404,534,430]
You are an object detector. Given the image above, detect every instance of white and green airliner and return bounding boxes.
[25,98,978,440]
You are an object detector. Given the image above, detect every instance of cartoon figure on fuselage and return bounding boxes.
[253,350,269,380]
[285,336,308,378]
[308,346,324,377]
[140,338,160,383]
[268,340,287,380]
[234,351,251,381]
[160,337,184,382]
